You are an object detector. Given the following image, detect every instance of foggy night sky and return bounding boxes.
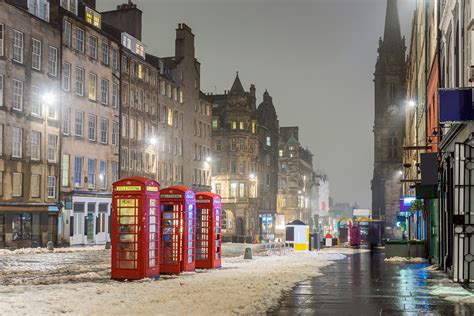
[98,0,415,208]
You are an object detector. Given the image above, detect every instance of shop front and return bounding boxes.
[0,204,58,249]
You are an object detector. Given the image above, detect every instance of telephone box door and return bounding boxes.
[160,203,182,274]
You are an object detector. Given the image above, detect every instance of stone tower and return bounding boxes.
[372,0,406,238]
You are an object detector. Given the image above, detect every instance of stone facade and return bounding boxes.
[276,127,315,238]
[0,0,61,248]
[209,74,259,240]
[55,0,120,246]
[371,0,406,238]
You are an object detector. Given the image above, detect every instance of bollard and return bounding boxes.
[105,241,111,250]
[47,241,54,251]
[244,247,252,259]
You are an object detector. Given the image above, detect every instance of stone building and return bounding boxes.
[101,3,160,184]
[54,0,120,245]
[276,127,315,238]
[209,74,260,240]
[371,0,406,239]
[256,90,279,242]
[0,0,61,248]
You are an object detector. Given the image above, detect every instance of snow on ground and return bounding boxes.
[0,246,364,315]
[384,256,427,263]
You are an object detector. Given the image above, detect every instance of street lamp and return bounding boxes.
[42,92,57,105]
[205,156,212,163]
[147,136,159,180]
[148,137,158,146]
[408,100,416,108]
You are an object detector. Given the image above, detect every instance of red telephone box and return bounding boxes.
[159,186,196,274]
[195,192,222,269]
[111,177,160,280]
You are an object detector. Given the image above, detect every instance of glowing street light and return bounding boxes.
[407,100,416,108]
[148,137,158,146]
[42,92,57,105]
[205,156,212,163]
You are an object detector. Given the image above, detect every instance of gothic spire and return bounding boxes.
[383,0,402,44]
[230,71,245,95]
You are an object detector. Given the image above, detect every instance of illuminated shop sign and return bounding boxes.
[115,186,142,192]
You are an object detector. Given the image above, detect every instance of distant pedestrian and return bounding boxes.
[368,225,378,254]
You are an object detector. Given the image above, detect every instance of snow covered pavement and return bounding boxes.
[0,246,366,315]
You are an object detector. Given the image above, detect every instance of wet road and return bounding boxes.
[269,250,474,315]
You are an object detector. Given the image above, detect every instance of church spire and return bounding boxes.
[383,0,402,44]
[230,71,245,95]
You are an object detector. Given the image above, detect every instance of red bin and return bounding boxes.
[159,186,196,274]
[196,192,222,269]
[111,177,160,280]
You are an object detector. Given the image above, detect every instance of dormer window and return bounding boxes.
[28,0,50,22]
[85,7,101,29]
[61,0,78,15]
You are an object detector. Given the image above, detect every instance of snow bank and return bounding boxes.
[0,245,105,256]
[384,256,427,263]
[0,250,359,315]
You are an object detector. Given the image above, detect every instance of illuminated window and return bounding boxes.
[266,137,271,146]
[239,121,244,130]
[138,64,143,80]
[212,118,218,129]
[167,108,173,126]
[251,122,256,134]
[232,121,237,130]
[85,7,101,28]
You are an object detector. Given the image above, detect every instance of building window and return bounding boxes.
[231,139,236,151]
[100,79,108,105]
[216,140,222,151]
[112,49,118,70]
[232,121,237,130]
[76,67,84,96]
[0,125,3,156]
[87,159,95,189]
[0,75,3,107]
[251,122,256,134]
[30,86,41,116]
[239,161,245,174]
[32,38,42,70]
[88,36,97,59]
[100,118,108,144]
[101,42,109,65]
[112,83,118,107]
[62,62,71,91]
[99,160,107,189]
[62,107,70,135]
[0,24,4,57]
[240,139,245,150]
[112,161,118,183]
[61,0,77,15]
[231,161,237,174]
[12,173,23,197]
[74,27,85,53]
[62,154,69,187]
[74,110,84,137]
[63,20,71,46]
[121,148,128,170]
[88,114,97,141]
[129,118,135,139]
[112,121,118,146]
[85,7,101,28]
[167,108,173,126]
[239,121,244,130]
[48,46,58,76]
[215,183,221,195]
[30,131,41,161]
[31,174,41,198]
[74,156,83,187]
[12,79,24,111]
[47,134,58,162]
[390,83,396,101]
[212,118,218,129]
[12,127,22,158]
[266,136,271,147]
[279,149,283,157]
[239,183,245,197]
[47,176,56,198]
[88,73,97,100]
[12,30,24,63]
[230,183,237,198]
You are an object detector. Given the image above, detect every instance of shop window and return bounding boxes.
[12,213,32,240]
